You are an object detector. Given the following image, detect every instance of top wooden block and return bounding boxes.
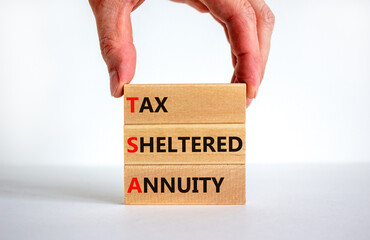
[124,84,246,125]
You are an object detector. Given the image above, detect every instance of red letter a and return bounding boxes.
[127,177,142,193]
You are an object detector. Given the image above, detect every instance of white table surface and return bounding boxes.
[1,163,369,240]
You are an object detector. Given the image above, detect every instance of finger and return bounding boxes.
[231,72,253,108]
[200,0,262,99]
[248,0,275,79]
[171,0,209,13]
[89,0,138,97]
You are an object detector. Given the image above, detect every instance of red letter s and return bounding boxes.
[127,137,138,153]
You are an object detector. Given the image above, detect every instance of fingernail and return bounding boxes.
[247,85,259,99]
[109,70,118,96]
[254,87,259,98]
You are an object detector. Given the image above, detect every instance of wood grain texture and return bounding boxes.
[124,124,245,164]
[124,164,246,205]
[124,84,246,125]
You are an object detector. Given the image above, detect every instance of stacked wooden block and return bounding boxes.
[124,84,246,204]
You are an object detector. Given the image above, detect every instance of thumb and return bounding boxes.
[89,0,137,97]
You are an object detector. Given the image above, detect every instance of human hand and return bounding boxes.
[89,0,274,107]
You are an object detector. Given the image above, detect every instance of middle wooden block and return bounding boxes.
[124,124,245,165]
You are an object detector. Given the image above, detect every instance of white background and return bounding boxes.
[1,1,370,239]
[1,0,370,166]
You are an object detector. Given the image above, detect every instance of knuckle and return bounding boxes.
[236,72,260,86]
[122,0,140,8]
[89,0,104,9]
[242,2,257,22]
[246,75,260,86]
[226,2,257,24]
[260,4,275,26]
[90,0,137,9]
[99,36,118,58]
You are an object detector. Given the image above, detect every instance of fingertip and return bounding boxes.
[113,87,124,98]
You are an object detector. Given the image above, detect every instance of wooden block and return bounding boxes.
[124,124,245,165]
[124,164,245,205]
[124,84,246,125]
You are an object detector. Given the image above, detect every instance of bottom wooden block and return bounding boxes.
[124,164,245,205]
